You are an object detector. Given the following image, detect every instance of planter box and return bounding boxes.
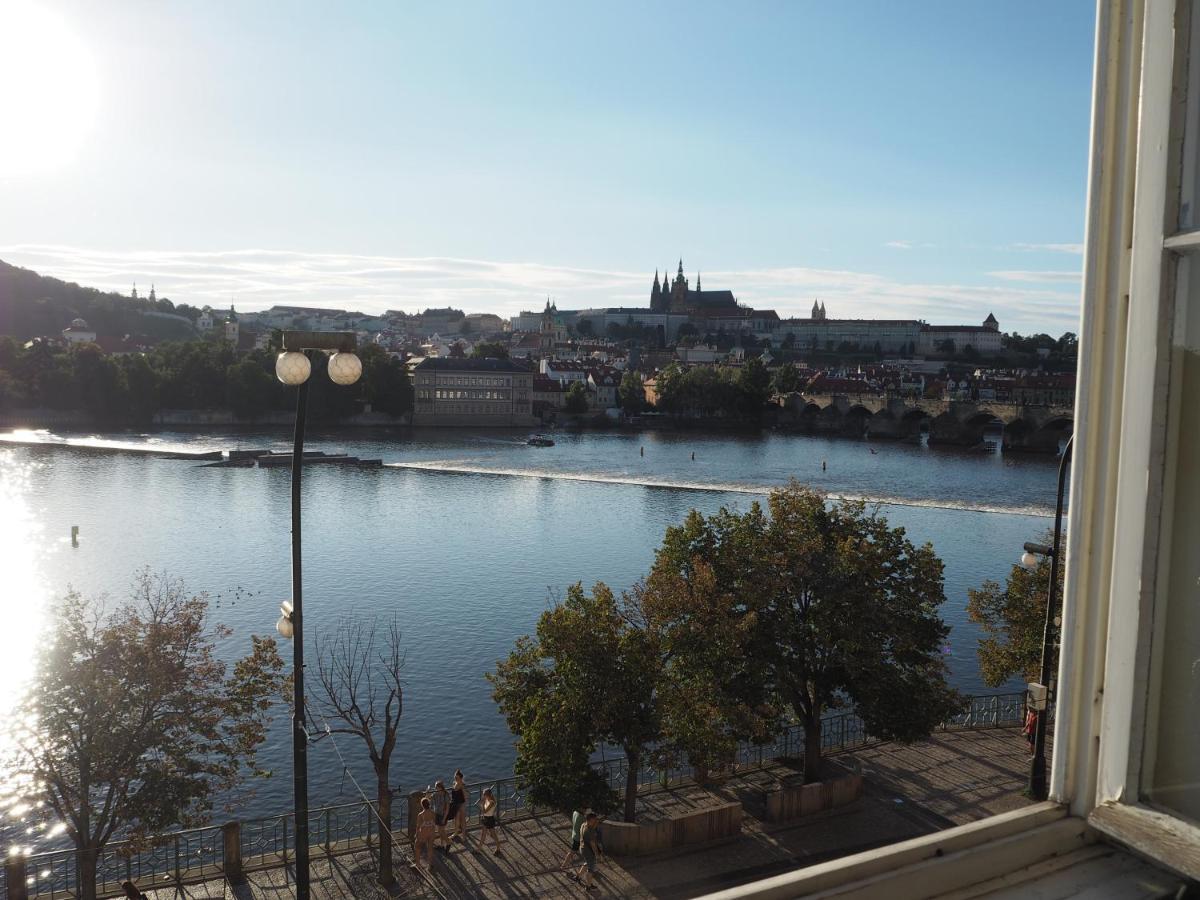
[602,800,742,857]
[763,770,863,823]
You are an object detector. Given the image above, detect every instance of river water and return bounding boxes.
[0,426,1059,851]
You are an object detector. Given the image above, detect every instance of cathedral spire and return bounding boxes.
[696,271,701,292]
[677,258,684,279]
[653,269,660,288]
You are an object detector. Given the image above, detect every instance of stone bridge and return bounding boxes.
[778,393,1074,451]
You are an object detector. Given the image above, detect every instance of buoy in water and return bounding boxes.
[71,525,79,547]
[640,446,644,457]
[821,460,826,471]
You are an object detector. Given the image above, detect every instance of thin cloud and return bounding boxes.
[884,240,914,249]
[987,270,1082,284]
[0,244,1080,334]
[1011,242,1084,254]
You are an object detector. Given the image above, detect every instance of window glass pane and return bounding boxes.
[1146,252,1200,821]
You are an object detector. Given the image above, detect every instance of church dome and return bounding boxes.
[70,317,89,329]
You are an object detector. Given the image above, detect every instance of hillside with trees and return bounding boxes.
[0,259,198,342]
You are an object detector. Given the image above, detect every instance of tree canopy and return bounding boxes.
[966,531,1063,687]
[0,337,413,424]
[470,341,509,360]
[563,380,590,414]
[651,483,963,782]
[18,572,285,900]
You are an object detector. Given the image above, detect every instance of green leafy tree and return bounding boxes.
[653,483,963,783]
[489,583,661,822]
[737,356,771,412]
[358,344,413,417]
[225,355,277,419]
[966,531,1064,687]
[18,572,286,900]
[470,341,509,360]
[564,380,590,414]
[618,370,644,413]
[772,363,802,395]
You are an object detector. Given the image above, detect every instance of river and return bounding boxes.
[0,426,1060,851]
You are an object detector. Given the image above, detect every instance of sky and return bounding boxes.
[0,1,1097,334]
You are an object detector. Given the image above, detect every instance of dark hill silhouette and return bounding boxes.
[0,259,197,341]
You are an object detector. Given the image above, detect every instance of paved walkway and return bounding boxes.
[128,725,1044,900]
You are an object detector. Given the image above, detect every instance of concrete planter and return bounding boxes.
[763,770,863,823]
[602,800,742,857]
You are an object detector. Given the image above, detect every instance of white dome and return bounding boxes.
[70,318,89,329]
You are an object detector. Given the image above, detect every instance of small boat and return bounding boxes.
[527,434,555,447]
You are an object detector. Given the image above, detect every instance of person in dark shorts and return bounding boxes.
[572,811,604,890]
[431,780,451,852]
[478,787,503,855]
[449,769,469,844]
[559,807,584,870]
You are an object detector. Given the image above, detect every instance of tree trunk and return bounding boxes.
[623,748,640,823]
[376,776,394,888]
[78,844,98,900]
[803,714,822,784]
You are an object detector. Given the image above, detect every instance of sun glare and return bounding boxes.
[0,2,100,177]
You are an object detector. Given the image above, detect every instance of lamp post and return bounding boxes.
[1019,434,1074,801]
[273,331,362,900]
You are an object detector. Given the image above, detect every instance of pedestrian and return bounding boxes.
[120,882,149,900]
[413,796,436,871]
[1023,707,1037,756]
[572,811,605,890]
[431,779,451,852]
[478,787,503,855]
[559,807,585,871]
[449,769,469,844]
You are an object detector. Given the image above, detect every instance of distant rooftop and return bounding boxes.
[412,357,533,373]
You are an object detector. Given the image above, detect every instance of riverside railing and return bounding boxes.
[3,691,1041,899]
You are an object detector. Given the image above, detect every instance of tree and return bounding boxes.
[358,344,413,417]
[564,380,589,414]
[314,618,405,887]
[737,356,771,413]
[966,532,1064,687]
[18,572,285,900]
[652,483,962,783]
[618,370,644,414]
[471,341,509,360]
[489,583,661,822]
[772,363,802,395]
[936,339,956,354]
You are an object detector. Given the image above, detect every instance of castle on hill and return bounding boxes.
[650,259,738,313]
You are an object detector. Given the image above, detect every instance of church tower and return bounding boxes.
[540,298,557,353]
[650,270,663,312]
[670,258,689,310]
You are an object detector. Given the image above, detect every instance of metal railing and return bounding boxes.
[6,691,1040,898]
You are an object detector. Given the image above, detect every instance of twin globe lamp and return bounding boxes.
[275,349,363,387]
[273,346,362,642]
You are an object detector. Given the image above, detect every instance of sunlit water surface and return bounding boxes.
[0,427,1061,850]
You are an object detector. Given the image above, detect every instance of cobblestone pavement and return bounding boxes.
[129,725,1043,900]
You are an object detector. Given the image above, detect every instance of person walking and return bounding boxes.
[573,811,605,890]
[1023,707,1037,756]
[449,769,469,844]
[431,780,451,852]
[478,788,503,855]
[413,796,436,872]
[559,807,585,871]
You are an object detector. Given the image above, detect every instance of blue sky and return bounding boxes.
[0,1,1096,333]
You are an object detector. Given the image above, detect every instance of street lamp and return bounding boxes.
[1019,434,1074,802]
[273,331,360,900]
